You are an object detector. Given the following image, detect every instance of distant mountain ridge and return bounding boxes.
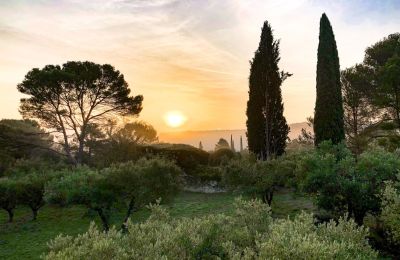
[159,122,311,151]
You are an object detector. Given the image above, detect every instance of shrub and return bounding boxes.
[188,165,223,182]
[45,199,378,259]
[301,141,400,225]
[209,148,235,166]
[380,175,400,245]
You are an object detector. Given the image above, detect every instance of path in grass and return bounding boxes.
[0,190,313,259]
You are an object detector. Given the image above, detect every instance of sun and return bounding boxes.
[164,111,187,128]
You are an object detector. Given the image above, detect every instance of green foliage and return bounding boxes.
[188,165,223,182]
[0,178,18,222]
[222,157,295,205]
[209,148,235,166]
[45,199,377,259]
[0,119,55,174]
[314,13,345,145]
[246,20,290,159]
[17,171,60,220]
[45,158,182,231]
[17,61,143,164]
[301,141,400,224]
[341,65,375,155]
[380,175,400,245]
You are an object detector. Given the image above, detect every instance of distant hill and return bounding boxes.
[159,122,311,151]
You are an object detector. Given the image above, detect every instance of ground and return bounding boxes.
[0,189,314,260]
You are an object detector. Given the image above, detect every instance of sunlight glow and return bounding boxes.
[164,111,187,128]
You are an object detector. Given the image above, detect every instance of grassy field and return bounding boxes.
[0,190,314,259]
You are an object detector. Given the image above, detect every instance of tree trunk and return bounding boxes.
[353,210,366,226]
[32,208,38,221]
[262,189,274,206]
[6,208,14,222]
[95,208,110,232]
[121,197,135,232]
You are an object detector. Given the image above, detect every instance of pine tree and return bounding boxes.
[314,13,344,145]
[240,136,243,152]
[199,141,203,150]
[246,20,290,159]
[230,135,235,151]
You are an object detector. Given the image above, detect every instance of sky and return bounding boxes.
[0,0,399,132]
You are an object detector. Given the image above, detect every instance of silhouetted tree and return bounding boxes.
[18,61,143,165]
[199,141,203,150]
[314,13,344,145]
[215,138,230,150]
[230,135,235,151]
[240,136,243,152]
[246,20,290,159]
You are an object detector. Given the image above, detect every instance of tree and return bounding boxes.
[17,172,59,220]
[341,65,375,155]
[246,20,290,160]
[0,119,55,166]
[297,117,314,145]
[377,56,400,127]
[199,141,203,150]
[18,61,143,165]
[222,158,294,206]
[215,138,230,150]
[230,135,235,151]
[301,142,400,225]
[45,158,182,231]
[314,13,345,145]
[0,178,18,222]
[105,158,181,231]
[112,121,158,145]
[240,136,243,152]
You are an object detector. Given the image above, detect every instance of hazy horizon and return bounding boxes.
[1,0,399,132]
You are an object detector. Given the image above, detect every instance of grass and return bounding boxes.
[0,189,314,259]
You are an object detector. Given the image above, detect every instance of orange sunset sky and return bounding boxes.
[1,0,400,132]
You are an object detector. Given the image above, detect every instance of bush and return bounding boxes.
[186,165,223,182]
[300,141,400,225]
[380,175,400,245]
[209,148,235,165]
[45,199,378,259]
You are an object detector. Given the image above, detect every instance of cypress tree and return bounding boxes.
[246,20,290,159]
[230,134,235,151]
[240,135,243,152]
[314,13,345,145]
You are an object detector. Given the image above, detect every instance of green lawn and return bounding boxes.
[0,190,314,259]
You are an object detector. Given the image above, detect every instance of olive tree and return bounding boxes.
[45,158,182,231]
[0,178,18,222]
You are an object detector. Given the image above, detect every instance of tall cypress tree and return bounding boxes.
[246,21,290,159]
[314,13,344,145]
